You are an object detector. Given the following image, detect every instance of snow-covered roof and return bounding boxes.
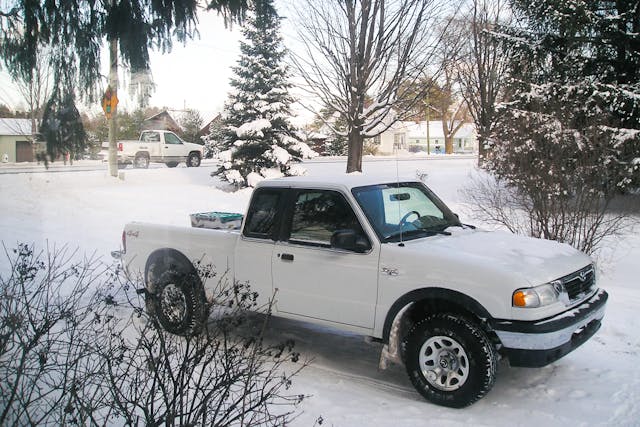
[0,118,33,136]
[257,173,422,191]
[388,121,476,139]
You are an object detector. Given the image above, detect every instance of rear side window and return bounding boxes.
[243,189,283,239]
[288,190,366,247]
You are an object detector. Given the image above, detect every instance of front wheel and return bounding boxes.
[404,313,497,408]
[187,152,201,167]
[145,266,207,336]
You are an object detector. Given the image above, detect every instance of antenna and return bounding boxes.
[395,149,404,247]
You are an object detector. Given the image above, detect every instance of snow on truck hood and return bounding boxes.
[399,227,592,288]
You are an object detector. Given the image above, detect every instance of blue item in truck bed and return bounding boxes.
[190,212,243,230]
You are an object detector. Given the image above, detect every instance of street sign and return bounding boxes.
[101,86,119,119]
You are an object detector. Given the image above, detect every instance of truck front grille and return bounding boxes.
[560,265,596,302]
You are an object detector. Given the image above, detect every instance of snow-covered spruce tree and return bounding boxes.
[211,0,303,187]
[475,0,640,254]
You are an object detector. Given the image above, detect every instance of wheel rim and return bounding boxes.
[160,283,187,324]
[419,335,469,391]
[189,155,199,166]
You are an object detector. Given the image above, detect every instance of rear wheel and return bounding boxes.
[145,262,207,336]
[187,152,201,167]
[404,313,497,408]
[134,153,150,169]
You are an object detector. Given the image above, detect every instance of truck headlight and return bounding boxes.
[513,281,567,308]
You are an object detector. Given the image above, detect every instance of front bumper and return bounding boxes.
[492,289,608,367]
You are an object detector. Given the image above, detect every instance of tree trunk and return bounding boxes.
[108,22,119,177]
[346,128,363,173]
[442,117,453,154]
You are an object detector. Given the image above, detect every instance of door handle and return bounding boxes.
[280,253,294,262]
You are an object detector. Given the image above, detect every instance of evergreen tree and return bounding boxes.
[0,1,249,100]
[491,0,639,189]
[211,0,303,187]
[179,109,204,144]
[39,90,86,161]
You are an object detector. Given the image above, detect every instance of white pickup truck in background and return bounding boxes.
[102,130,204,169]
[115,175,607,408]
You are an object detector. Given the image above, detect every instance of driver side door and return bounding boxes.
[272,189,380,329]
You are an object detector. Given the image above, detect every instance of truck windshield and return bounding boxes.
[352,182,460,243]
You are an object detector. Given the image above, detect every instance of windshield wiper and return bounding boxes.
[383,228,451,242]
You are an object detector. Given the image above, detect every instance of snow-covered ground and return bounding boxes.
[0,157,638,426]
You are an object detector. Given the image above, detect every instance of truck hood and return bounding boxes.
[399,227,591,287]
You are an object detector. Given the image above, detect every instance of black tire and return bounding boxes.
[404,313,497,408]
[117,162,127,169]
[145,263,207,336]
[135,153,150,169]
[166,161,178,168]
[187,152,201,167]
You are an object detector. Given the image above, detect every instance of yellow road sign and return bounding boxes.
[101,86,119,119]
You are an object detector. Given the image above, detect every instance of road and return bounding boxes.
[0,154,477,175]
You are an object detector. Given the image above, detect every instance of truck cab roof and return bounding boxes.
[255,174,422,192]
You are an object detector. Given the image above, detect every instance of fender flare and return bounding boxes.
[144,248,195,283]
[381,287,492,343]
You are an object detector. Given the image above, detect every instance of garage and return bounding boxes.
[0,118,34,163]
[16,140,34,162]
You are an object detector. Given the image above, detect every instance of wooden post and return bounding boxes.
[107,3,119,177]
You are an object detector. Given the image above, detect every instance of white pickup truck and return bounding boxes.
[116,175,607,408]
[108,130,204,168]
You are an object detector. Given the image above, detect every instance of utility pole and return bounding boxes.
[107,0,119,177]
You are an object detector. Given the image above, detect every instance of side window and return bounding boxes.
[289,190,366,248]
[164,132,182,144]
[243,190,282,239]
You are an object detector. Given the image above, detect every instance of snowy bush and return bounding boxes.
[473,0,640,254]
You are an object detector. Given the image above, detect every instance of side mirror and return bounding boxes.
[331,229,371,253]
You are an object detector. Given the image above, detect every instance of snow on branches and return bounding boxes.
[206,0,308,188]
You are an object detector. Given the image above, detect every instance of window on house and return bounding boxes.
[393,133,406,149]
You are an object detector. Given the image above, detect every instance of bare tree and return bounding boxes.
[456,0,511,163]
[428,21,470,154]
[12,48,52,136]
[291,0,444,172]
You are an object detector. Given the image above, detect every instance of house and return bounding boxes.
[197,113,222,139]
[0,118,36,162]
[374,120,477,155]
[142,110,182,133]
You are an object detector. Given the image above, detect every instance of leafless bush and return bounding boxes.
[1,244,306,425]
[78,263,307,426]
[462,172,635,255]
[0,243,107,426]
